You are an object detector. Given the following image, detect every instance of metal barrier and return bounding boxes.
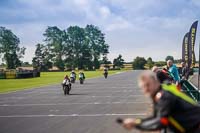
[0,73,6,79]
[5,70,16,79]
[0,70,40,79]
[181,80,200,102]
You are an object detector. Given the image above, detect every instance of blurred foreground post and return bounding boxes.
[198,42,200,100]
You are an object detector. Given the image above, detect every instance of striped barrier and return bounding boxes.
[0,70,40,79]
[181,80,200,102]
[5,70,16,79]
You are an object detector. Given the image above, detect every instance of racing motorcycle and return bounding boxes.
[104,72,108,79]
[62,79,71,95]
[70,74,76,83]
[79,74,84,84]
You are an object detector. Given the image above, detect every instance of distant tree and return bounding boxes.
[0,63,6,67]
[21,62,31,67]
[113,54,125,68]
[0,27,26,69]
[174,59,182,64]
[85,25,109,69]
[32,43,43,70]
[165,55,174,62]
[32,43,52,71]
[93,57,100,70]
[132,57,147,69]
[154,61,166,67]
[66,26,89,69]
[146,57,154,69]
[64,25,109,70]
[102,55,111,65]
[43,26,65,70]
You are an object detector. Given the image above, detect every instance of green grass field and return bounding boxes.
[0,70,123,93]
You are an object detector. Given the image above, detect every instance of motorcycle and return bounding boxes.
[79,77,84,84]
[62,79,71,95]
[70,73,76,83]
[70,76,76,83]
[104,72,108,79]
[79,73,85,84]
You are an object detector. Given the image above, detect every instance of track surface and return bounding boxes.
[0,71,152,133]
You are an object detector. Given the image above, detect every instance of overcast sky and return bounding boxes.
[0,0,200,63]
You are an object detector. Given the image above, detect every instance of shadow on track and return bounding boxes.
[68,93,88,96]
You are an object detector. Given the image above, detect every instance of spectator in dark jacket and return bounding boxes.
[181,62,189,80]
[121,71,200,133]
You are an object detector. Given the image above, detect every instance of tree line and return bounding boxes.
[132,55,181,70]
[32,25,110,71]
[0,25,126,71]
[0,25,181,71]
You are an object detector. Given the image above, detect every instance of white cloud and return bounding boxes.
[74,0,89,7]
[99,6,111,19]
[1,0,200,63]
[191,0,200,7]
[105,17,131,31]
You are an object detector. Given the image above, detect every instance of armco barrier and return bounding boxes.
[181,80,200,102]
[33,71,40,77]
[16,71,40,78]
[16,72,33,78]
[5,70,16,79]
[0,73,6,79]
[0,71,40,79]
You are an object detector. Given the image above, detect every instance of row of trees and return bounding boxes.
[132,55,177,70]
[0,25,125,70]
[132,57,152,69]
[32,25,110,71]
[0,25,178,71]
[113,54,124,69]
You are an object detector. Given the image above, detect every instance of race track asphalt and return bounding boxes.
[0,71,153,133]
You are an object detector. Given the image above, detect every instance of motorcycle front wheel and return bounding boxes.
[64,85,70,95]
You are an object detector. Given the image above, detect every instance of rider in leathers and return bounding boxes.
[122,71,200,133]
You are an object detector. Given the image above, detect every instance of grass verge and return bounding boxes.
[0,70,124,93]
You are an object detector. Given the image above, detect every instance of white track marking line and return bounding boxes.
[31,90,136,94]
[0,95,145,100]
[0,97,32,100]
[0,113,147,118]
[24,89,136,93]
[49,110,59,112]
[0,101,150,106]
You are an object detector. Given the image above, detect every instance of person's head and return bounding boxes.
[181,62,185,67]
[65,75,68,78]
[138,71,160,97]
[72,70,75,73]
[167,60,173,68]
[152,66,159,73]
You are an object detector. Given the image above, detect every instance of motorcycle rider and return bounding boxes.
[62,75,71,89]
[120,71,200,133]
[103,67,108,78]
[167,60,181,86]
[79,71,85,80]
[180,62,189,80]
[70,70,76,83]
